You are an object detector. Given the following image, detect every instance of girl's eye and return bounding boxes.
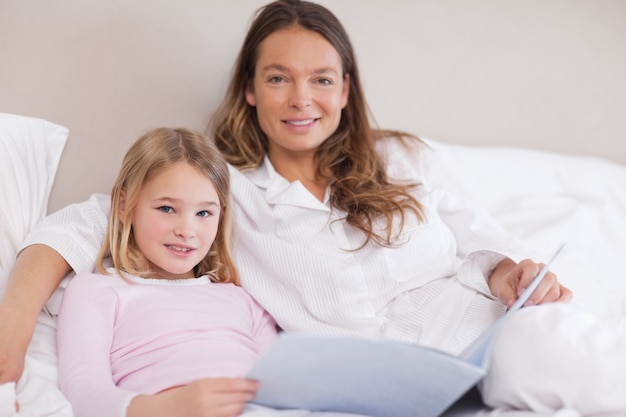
[159,206,174,213]
[197,210,211,218]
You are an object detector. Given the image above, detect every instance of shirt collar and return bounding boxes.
[243,156,331,211]
[108,268,212,285]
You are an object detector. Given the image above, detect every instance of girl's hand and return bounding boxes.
[489,258,573,308]
[128,377,260,417]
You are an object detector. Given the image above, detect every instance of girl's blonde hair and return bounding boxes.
[210,0,424,249]
[96,127,239,285]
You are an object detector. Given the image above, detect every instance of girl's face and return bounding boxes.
[129,162,221,280]
[245,26,350,166]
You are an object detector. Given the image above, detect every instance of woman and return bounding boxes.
[3,0,625,414]
[208,0,568,351]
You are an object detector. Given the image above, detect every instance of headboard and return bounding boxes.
[2,0,625,213]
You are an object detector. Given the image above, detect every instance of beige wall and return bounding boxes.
[1,0,625,213]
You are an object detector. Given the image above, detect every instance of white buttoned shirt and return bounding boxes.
[228,138,529,354]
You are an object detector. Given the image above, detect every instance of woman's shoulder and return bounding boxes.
[375,131,433,181]
[376,130,432,157]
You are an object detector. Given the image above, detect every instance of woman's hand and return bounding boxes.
[489,258,573,308]
[0,307,27,385]
[128,378,260,417]
[0,307,26,413]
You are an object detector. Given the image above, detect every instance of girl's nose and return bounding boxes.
[174,217,195,238]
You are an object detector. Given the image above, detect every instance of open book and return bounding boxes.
[246,244,565,417]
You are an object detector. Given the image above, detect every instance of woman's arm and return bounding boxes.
[0,193,111,384]
[489,257,573,308]
[0,244,71,384]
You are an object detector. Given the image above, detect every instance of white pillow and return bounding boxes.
[0,113,68,296]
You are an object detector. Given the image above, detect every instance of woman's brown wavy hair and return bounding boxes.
[209,0,424,249]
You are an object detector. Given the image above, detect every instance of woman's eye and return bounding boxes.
[159,206,174,213]
[268,76,285,83]
[317,78,332,85]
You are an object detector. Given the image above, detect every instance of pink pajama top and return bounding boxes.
[56,271,278,417]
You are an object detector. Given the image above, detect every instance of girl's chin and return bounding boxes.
[150,266,196,280]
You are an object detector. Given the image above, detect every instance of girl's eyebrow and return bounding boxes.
[154,197,220,207]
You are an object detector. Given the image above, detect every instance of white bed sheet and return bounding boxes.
[4,139,626,417]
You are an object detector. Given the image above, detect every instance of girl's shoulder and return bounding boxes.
[221,281,253,298]
[63,272,128,303]
[69,271,126,290]
[218,282,267,310]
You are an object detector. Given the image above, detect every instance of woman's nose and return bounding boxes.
[288,82,312,109]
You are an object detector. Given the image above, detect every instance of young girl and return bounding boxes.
[56,127,277,417]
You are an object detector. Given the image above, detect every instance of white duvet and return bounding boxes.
[3,139,626,417]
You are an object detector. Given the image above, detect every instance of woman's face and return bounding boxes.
[245,26,350,166]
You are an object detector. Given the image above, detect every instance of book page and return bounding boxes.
[247,333,485,417]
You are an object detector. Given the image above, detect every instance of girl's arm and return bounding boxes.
[57,274,137,417]
[0,244,71,384]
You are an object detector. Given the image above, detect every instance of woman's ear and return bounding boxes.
[245,80,256,107]
[341,74,350,109]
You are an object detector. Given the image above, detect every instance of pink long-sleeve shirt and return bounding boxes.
[57,271,278,417]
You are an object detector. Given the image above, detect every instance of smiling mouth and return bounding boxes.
[166,245,193,253]
[284,118,317,126]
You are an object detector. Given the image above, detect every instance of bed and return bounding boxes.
[2,112,626,417]
[1,1,625,416]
